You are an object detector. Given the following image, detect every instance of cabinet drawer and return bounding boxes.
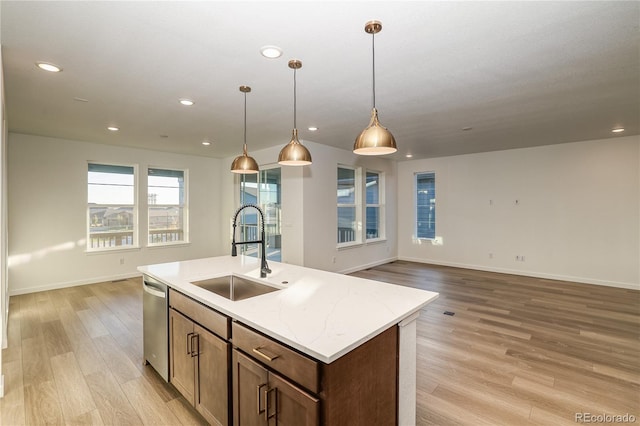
[232,322,320,394]
[169,289,229,340]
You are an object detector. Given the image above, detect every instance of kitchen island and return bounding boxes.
[139,255,438,425]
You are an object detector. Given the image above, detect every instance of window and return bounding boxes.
[87,163,137,250]
[337,166,361,245]
[416,172,436,239]
[365,170,384,240]
[238,167,282,261]
[148,168,187,245]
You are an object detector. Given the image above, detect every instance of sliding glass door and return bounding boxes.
[238,167,282,262]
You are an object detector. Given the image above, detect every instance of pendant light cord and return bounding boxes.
[372,30,376,109]
[243,91,247,147]
[293,67,297,130]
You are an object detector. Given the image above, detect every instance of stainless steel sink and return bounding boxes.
[190,275,279,301]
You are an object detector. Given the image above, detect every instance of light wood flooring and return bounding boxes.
[1,261,638,425]
[353,261,640,425]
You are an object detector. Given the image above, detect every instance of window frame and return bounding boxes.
[236,164,282,262]
[147,167,189,247]
[337,165,362,248]
[415,171,436,240]
[365,169,385,242]
[86,162,139,252]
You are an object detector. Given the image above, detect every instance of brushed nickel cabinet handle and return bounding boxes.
[252,346,280,362]
[190,334,199,358]
[186,332,194,355]
[266,387,277,422]
[256,383,267,414]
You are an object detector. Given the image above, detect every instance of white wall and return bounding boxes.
[0,43,6,397]
[7,133,224,295]
[221,141,397,273]
[301,142,397,273]
[397,136,640,289]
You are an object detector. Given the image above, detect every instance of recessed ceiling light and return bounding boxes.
[202,140,211,146]
[462,127,473,131]
[308,126,318,131]
[73,97,89,103]
[260,45,283,59]
[405,154,413,158]
[179,99,194,106]
[107,126,119,132]
[160,134,169,138]
[611,128,625,133]
[36,62,62,72]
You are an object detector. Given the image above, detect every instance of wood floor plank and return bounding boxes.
[84,370,142,425]
[120,377,183,425]
[92,335,142,385]
[23,381,64,426]
[50,352,97,421]
[57,304,108,376]
[76,309,110,339]
[0,359,26,426]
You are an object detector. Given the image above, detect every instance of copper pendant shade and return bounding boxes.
[278,60,312,166]
[231,86,259,174]
[353,20,397,156]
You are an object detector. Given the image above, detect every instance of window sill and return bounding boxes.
[147,241,191,249]
[365,238,387,245]
[337,241,363,250]
[86,246,141,255]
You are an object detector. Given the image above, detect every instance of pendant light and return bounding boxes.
[231,86,259,174]
[278,59,312,166]
[354,20,397,155]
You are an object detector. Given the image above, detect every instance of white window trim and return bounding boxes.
[337,165,362,248]
[414,171,436,241]
[86,162,139,253]
[365,169,385,242]
[147,167,189,247]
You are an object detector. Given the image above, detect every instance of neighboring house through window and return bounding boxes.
[416,172,436,239]
[87,163,137,250]
[148,168,187,245]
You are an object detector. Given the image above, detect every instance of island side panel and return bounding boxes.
[320,325,398,426]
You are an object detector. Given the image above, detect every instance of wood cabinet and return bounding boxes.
[168,288,399,426]
[232,349,319,426]
[169,290,230,426]
[231,322,398,426]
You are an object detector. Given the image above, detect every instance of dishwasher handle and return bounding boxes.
[143,281,166,298]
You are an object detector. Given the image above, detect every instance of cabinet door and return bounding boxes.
[169,308,195,405]
[195,324,230,426]
[269,372,319,426]
[233,350,269,426]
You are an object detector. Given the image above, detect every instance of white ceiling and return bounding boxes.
[1,1,638,161]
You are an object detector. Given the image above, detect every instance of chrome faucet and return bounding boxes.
[231,204,272,278]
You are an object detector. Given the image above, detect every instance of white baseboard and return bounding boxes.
[8,272,143,296]
[337,256,399,275]
[398,256,640,290]
[0,374,4,398]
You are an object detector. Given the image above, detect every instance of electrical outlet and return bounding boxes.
[332,256,336,264]
[489,252,493,259]
[120,257,125,265]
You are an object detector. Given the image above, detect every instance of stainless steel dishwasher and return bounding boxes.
[142,275,169,381]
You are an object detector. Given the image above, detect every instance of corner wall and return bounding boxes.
[397,136,640,289]
[221,141,398,273]
[7,133,224,295]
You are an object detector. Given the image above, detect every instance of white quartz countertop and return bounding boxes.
[138,256,438,363]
